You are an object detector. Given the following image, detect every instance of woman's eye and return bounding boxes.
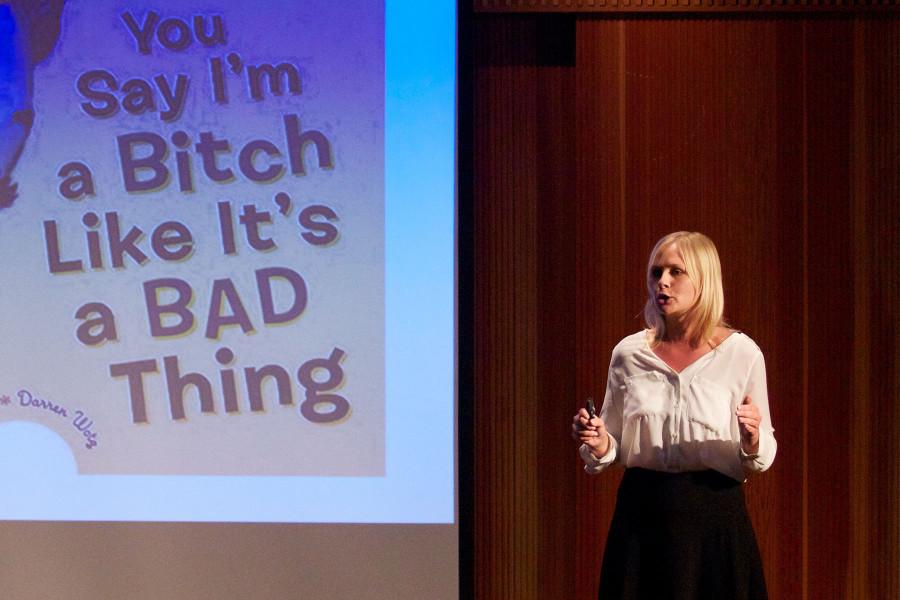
[671,269,682,276]
[650,267,662,279]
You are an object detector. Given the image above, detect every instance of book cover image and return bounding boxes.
[0,0,385,478]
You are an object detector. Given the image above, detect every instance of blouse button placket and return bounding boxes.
[669,373,681,453]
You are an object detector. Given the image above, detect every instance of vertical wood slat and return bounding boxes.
[849,17,871,600]
[771,21,808,600]
[804,21,855,600]
[472,13,900,600]
[473,15,577,600]
[474,19,539,598]
[575,19,627,600]
[533,19,577,600]
[860,18,900,600]
[800,22,811,600]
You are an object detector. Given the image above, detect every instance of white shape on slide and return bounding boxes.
[0,420,77,485]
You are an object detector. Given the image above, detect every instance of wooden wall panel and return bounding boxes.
[804,20,855,600]
[471,12,900,600]
[574,21,627,600]
[473,15,577,600]
[769,25,807,600]
[856,18,900,600]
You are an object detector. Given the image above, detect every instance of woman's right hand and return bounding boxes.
[571,408,610,458]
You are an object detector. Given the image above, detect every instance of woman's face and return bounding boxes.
[650,243,697,317]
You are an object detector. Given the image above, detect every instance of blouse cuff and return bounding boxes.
[579,434,617,474]
[740,430,776,473]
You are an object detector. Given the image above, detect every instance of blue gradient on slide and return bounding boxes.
[384,0,456,519]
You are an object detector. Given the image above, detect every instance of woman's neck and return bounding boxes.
[660,317,705,348]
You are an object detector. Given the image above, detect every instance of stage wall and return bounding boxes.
[469,12,900,600]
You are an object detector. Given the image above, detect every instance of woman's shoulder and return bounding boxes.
[611,330,651,357]
[720,329,764,360]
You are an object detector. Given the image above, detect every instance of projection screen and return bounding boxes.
[0,0,456,597]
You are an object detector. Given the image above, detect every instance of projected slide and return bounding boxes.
[0,0,454,522]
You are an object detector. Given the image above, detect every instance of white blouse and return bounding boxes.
[580,330,776,482]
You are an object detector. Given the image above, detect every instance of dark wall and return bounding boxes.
[469,13,900,600]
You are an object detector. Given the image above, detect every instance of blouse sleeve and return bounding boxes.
[580,355,623,474]
[740,351,777,473]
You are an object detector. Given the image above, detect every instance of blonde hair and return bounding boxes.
[643,231,726,347]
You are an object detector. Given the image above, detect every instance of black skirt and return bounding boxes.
[598,468,768,600]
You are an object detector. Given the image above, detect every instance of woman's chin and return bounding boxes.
[660,306,690,321]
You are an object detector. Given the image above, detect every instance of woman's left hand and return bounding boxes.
[736,395,761,454]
